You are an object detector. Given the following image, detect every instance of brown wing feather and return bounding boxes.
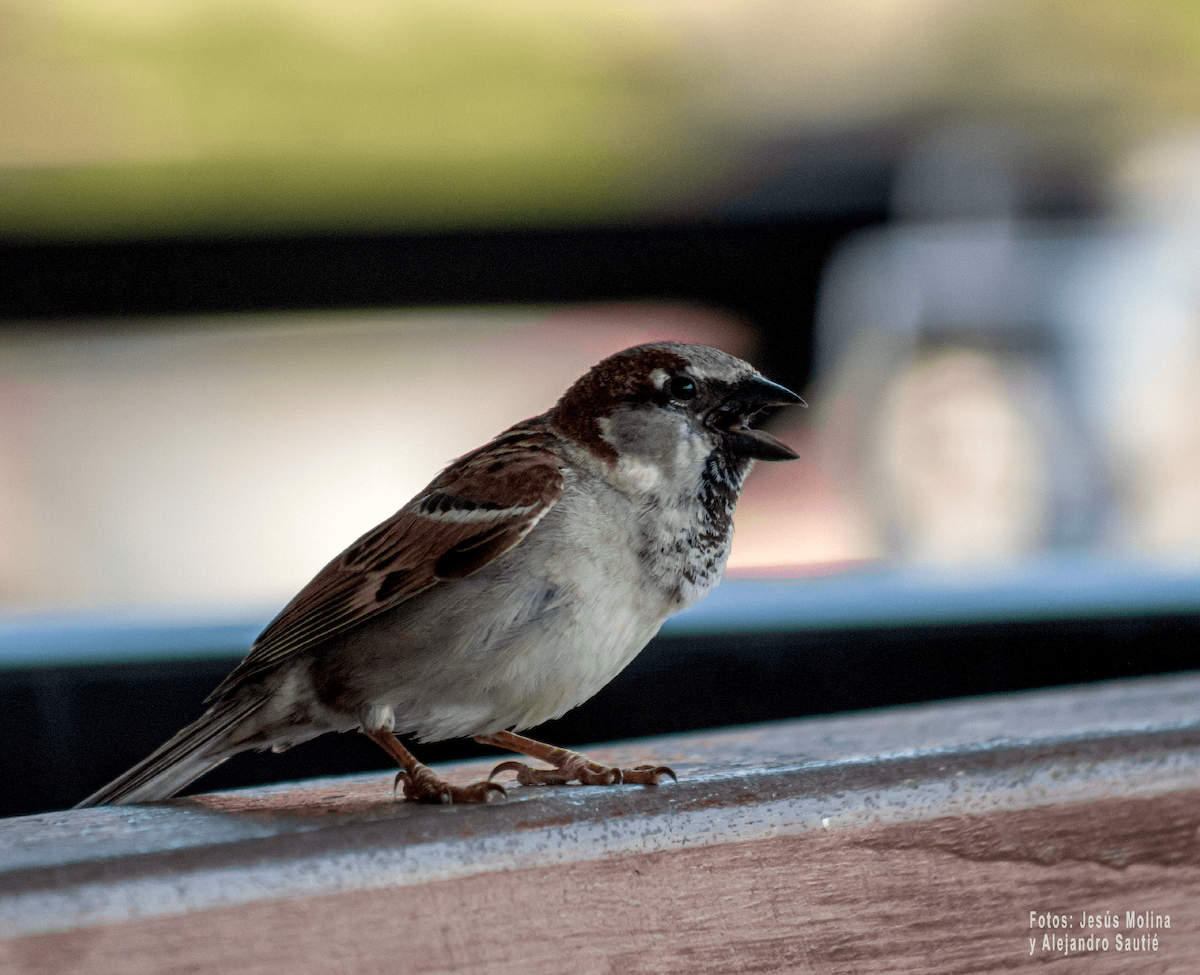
[208,425,564,699]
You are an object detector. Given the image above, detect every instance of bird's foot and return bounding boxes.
[393,764,506,804]
[366,727,505,804]
[482,736,676,789]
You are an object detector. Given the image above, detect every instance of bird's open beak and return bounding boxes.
[711,375,805,461]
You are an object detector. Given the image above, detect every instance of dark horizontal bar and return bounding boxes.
[4,557,1198,670]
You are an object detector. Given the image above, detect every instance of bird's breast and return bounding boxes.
[339,469,728,740]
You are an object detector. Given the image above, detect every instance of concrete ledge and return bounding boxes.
[3,672,1200,973]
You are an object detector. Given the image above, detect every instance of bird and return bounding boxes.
[76,342,802,807]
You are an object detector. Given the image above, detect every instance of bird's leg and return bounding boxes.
[364,728,505,804]
[475,730,676,787]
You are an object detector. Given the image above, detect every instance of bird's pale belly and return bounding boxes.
[480,591,664,734]
[370,565,666,741]
[347,541,665,739]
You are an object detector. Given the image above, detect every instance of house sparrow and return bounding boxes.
[76,342,802,807]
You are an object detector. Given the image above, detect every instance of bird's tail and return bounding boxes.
[74,694,267,808]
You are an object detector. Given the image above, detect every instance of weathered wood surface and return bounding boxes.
[3,672,1200,973]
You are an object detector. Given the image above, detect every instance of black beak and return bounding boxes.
[711,374,805,461]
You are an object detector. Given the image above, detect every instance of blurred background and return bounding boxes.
[3,0,1200,815]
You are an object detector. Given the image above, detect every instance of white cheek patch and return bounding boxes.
[672,424,714,471]
[599,412,710,493]
[614,454,663,492]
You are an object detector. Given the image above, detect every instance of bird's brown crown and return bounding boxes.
[550,342,750,464]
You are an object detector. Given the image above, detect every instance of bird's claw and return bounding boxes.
[393,768,506,804]
[488,756,675,788]
[488,759,572,786]
[625,764,677,785]
[488,759,597,786]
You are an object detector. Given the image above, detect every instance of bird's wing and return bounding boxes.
[209,428,564,698]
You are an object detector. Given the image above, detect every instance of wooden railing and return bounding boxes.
[3,671,1199,973]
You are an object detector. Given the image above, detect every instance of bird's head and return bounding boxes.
[550,342,803,495]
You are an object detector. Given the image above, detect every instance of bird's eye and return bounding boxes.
[668,375,697,401]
